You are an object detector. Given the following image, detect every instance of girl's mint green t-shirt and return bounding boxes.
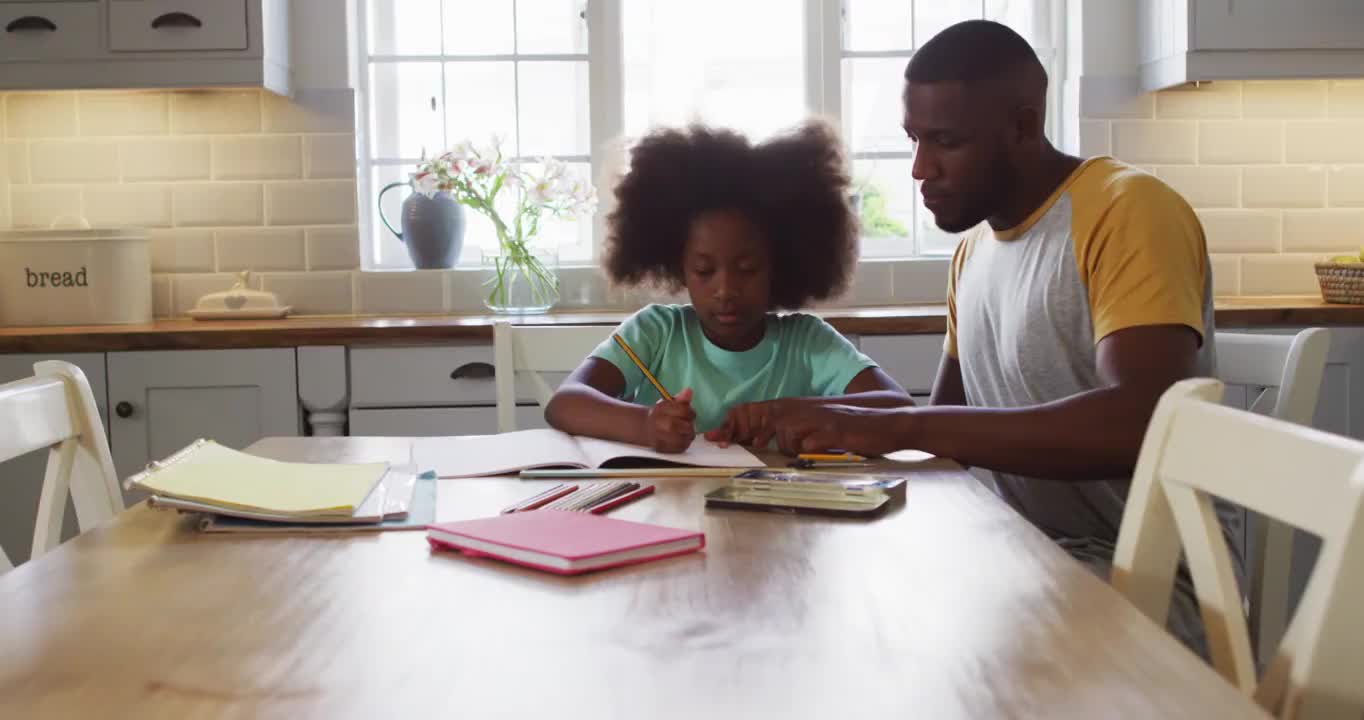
[591,304,877,432]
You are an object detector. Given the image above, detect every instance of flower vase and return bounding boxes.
[481,245,560,314]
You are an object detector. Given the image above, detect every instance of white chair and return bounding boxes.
[1112,378,1364,719]
[1217,329,1331,663]
[0,361,123,573]
[492,322,615,432]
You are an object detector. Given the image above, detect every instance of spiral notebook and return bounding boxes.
[128,439,389,518]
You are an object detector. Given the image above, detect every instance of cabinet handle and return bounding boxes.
[115,401,135,419]
[150,11,204,29]
[5,16,58,33]
[450,362,495,380]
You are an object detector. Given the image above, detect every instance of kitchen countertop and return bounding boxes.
[0,296,1359,354]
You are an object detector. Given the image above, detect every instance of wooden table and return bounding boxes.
[0,437,1268,719]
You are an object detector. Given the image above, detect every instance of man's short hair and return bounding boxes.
[904,20,1045,88]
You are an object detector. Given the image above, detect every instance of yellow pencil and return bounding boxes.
[612,333,673,401]
[797,452,868,463]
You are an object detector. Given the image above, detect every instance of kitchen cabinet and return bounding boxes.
[859,334,944,395]
[0,352,104,566]
[350,405,550,437]
[0,0,289,94]
[1139,0,1364,91]
[348,344,563,436]
[107,348,299,502]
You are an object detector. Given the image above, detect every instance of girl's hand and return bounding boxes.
[644,388,696,453]
[705,399,801,448]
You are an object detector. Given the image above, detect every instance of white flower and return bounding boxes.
[413,172,439,197]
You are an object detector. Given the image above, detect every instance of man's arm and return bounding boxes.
[774,324,1200,481]
[704,367,911,446]
[929,355,967,406]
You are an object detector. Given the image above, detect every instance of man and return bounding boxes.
[771,20,1224,646]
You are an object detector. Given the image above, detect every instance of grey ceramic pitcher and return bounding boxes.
[378,178,466,269]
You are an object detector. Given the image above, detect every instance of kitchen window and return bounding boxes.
[357,0,1062,270]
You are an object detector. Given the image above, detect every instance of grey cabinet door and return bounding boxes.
[107,349,299,502]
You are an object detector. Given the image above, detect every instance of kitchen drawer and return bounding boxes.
[0,2,100,62]
[109,0,247,52]
[349,406,549,437]
[349,345,568,408]
[860,334,945,394]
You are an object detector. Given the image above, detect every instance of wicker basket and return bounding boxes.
[1315,262,1364,304]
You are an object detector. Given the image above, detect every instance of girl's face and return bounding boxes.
[682,209,773,351]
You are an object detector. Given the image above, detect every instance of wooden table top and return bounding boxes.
[0,295,1357,353]
[0,436,1267,719]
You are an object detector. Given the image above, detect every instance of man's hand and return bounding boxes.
[772,404,913,457]
[644,388,697,453]
[705,399,799,448]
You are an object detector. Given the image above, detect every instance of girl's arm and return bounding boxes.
[544,358,697,452]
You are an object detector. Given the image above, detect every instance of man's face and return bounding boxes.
[902,80,1012,233]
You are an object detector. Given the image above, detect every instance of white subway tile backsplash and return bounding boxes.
[149,228,215,272]
[260,271,354,315]
[1197,121,1282,164]
[304,134,356,179]
[1111,121,1196,164]
[1209,254,1241,296]
[170,92,261,135]
[5,94,77,138]
[1242,81,1327,118]
[305,226,361,270]
[212,136,303,180]
[173,182,263,226]
[1079,120,1110,157]
[355,270,446,314]
[29,141,120,183]
[1281,210,1364,253]
[1154,166,1239,208]
[152,274,173,318]
[216,228,307,271]
[1241,254,1323,295]
[1242,166,1325,208]
[262,89,355,133]
[266,180,356,226]
[1328,80,1364,118]
[83,185,172,227]
[1155,82,1241,119]
[171,273,261,316]
[1329,166,1364,207]
[1286,121,1364,163]
[1196,210,1280,253]
[5,141,28,183]
[10,186,77,228]
[121,138,211,181]
[557,266,620,309]
[78,93,168,136]
[445,270,493,310]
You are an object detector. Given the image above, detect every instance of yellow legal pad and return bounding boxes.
[128,439,389,516]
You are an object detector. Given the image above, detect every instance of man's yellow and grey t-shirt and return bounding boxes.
[945,156,1217,544]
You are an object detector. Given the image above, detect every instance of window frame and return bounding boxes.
[354,0,1063,272]
[354,0,621,270]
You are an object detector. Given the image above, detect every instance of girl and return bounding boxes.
[545,120,909,452]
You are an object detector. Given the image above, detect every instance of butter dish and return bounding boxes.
[188,271,291,320]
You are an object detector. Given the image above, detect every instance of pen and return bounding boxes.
[501,483,578,514]
[797,452,868,463]
[612,334,673,402]
[589,484,655,514]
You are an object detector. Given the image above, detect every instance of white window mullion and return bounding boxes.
[586,0,624,262]
[803,0,843,123]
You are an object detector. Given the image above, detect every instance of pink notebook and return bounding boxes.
[426,510,705,575]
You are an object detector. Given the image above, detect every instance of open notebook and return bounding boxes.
[128,439,389,518]
[414,429,764,478]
